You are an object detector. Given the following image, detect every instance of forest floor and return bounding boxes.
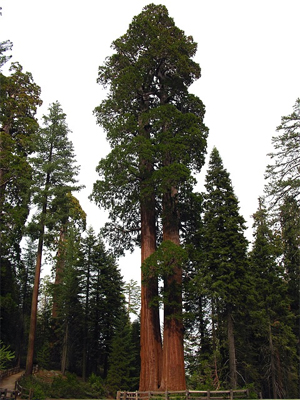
[0,370,24,390]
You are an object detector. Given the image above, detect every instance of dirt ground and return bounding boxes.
[0,369,64,390]
[0,370,24,390]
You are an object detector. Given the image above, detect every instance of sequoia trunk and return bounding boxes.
[139,194,163,390]
[160,188,186,390]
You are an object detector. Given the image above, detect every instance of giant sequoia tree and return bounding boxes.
[91,4,208,390]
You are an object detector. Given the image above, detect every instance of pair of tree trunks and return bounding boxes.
[140,187,185,391]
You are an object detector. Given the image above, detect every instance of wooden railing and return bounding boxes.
[0,368,21,382]
[117,389,250,400]
[0,388,19,400]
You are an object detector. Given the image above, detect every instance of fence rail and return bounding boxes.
[117,389,250,400]
[0,388,18,400]
[0,368,21,382]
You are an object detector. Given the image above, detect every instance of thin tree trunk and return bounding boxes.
[52,226,66,318]
[25,232,44,375]
[160,188,186,391]
[139,194,163,390]
[211,300,220,390]
[268,320,277,399]
[82,247,91,381]
[227,307,237,389]
[61,323,69,375]
[25,148,51,375]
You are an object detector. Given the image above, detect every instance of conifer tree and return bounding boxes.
[0,61,42,354]
[202,147,249,389]
[78,229,125,379]
[265,98,300,211]
[250,199,298,399]
[91,4,208,389]
[106,312,138,396]
[25,101,82,375]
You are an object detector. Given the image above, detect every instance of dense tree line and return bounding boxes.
[0,5,299,399]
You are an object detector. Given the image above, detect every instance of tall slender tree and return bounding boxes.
[91,4,208,390]
[202,147,249,389]
[249,199,298,399]
[0,62,42,353]
[25,101,82,375]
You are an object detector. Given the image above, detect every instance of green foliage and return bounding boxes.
[265,98,300,211]
[91,3,208,253]
[20,372,105,399]
[142,240,188,280]
[36,343,51,370]
[0,341,15,370]
[106,313,140,396]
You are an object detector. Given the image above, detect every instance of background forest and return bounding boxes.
[0,3,299,400]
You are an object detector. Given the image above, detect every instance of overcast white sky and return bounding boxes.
[2,1,300,282]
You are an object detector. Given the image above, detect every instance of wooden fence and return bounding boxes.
[0,365,39,400]
[117,389,250,400]
[0,388,18,400]
[0,368,21,382]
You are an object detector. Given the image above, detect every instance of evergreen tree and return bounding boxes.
[79,229,126,379]
[249,199,298,399]
[91,4,208,389]
[106,312,139,396]
[279,196,300,342]
[265,98,300,211]
[25,101,82,375]
[201,147,249,389]
[0,61,42,356]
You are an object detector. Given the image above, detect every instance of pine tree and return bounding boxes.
[106,312,138,396]
[249,199,298,399]
[202,147,249,389]
[78,229,126,379]
[265,98,300,211]
[0,61,42,356]
[91,4,208,389]
[25,101,82,375]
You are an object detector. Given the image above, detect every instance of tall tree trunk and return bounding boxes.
[82,247,91,381]
[211,300,220,390]
[160,188,186,391]
[139,194,163,390]
[61,323,69,375]
[52,226,66,319]
[268,320,277,399]
[227,307,237,389]
[25,231,44,375]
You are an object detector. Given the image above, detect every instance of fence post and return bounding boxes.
[207,390,210,400]
[230,390,233,400]
[165,390,168,400]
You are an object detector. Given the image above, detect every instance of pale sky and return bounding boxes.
[2,1,300,282]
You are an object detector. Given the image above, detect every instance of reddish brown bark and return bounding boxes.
[160,188,186,390]
[25,234,43,376]
[139,195,163,390]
